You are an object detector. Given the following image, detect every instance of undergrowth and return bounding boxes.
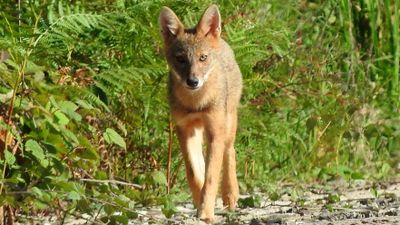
[0,0,399,223]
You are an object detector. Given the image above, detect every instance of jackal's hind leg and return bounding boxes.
[221,112,239,209]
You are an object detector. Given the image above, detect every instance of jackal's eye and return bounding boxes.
[199,54,207,62]
[175,55,186,64]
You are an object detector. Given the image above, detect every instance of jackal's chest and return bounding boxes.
[172,112,205,128]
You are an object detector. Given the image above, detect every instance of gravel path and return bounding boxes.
[15,180,400,225]
[134,181,400,225]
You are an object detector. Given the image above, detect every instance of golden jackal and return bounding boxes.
[159,4,242,223]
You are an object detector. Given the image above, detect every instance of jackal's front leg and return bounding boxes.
[198,115,225,223]
[176,123,205,208]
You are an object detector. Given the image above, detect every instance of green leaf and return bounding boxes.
[95,171,108,180]
[61,128,79,145]
[60,101,82,122]
[151,171,167,186]
[4,150,16,165]
[25,61,44,74]
[25,140,49,168]
[103,128,126,149]
[76,99,94,109]
[125,211,138,219]
[67,191,81,201]
[351,171,364,180]
[78,145,99,161]
[25,140,44,159]
[238,195,262,208]
[162,198,177,218]
[111,215,129,225]
[104,204,115,215]
[45,135,68,154]
[31,187,43,199]
[328,14,336,24]
[54,111,70,125]
[53,180,76,192]
[326,194,341,203]
[269,191,280,201]
[60,101,79,112]
[0,89,12,103]
[78,136,99,161]
[33,200,48,209]
[49,96,60,109]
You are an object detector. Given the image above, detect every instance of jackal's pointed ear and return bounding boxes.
[196,5,221,38]
[159,7,184,43]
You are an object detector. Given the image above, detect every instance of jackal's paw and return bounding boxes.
[222,193,238,210]
[197,208,214,224]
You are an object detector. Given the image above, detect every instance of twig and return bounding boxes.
[317,121,332,141]
[77,178,143,189]
[167,117,173,194]
[60,210,67,225]
[170,158,183,190]
[88,205,104,225]
[83,196,165,223]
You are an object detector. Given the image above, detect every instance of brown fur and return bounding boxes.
[159,5,243,223]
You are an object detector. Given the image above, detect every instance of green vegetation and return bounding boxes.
[0,0,399,223]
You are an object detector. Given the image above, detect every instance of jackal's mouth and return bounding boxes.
[184,84,202,91]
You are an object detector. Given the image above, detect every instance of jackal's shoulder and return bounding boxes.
[215,39,240,72]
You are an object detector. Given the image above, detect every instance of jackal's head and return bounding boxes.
[159,5,221,90]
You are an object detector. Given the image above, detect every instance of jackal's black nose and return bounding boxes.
[186,77,199,88]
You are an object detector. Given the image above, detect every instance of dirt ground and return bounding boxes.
[133,180,400,225]
[16,180,400,225]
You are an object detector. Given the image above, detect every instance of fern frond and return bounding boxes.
[37,13,111,49]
